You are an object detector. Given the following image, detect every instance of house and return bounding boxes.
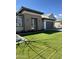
[54,20,62,29]
[16,6,56,32]
[53,20,62,31]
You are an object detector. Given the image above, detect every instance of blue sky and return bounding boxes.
[16,0,62,18]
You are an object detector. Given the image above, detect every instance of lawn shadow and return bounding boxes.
[17,30,60,36]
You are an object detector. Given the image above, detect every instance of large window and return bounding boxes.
[31,18,38,30]
[16,16,22,27]
[31,18,35,29]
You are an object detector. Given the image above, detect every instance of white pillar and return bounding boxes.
[44,20,46,30]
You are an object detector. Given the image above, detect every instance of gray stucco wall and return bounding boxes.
[21,11,43,31]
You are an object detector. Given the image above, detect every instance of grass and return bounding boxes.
[16,31,62,59]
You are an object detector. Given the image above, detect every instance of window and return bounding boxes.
[31,18,38,30]
[31,18,35,29]
[16,16,22,27]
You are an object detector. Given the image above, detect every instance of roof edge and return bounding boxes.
[17,6,44,15]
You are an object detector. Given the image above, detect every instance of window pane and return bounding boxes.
[16,16,22,26]
[31,19,35,29]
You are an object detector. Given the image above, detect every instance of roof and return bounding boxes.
[17,6,44,15]
[55,20,62,22]
[41,13,56,20]
[42,18,56,21]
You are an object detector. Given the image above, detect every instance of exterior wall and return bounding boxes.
[21,11,43,31]
[16,27,23,32]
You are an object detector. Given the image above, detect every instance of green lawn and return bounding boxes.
[16,31,62,59]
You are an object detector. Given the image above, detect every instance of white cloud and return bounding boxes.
[54,14,62,19]
[54,15,58,18]
[58,14,62,16]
